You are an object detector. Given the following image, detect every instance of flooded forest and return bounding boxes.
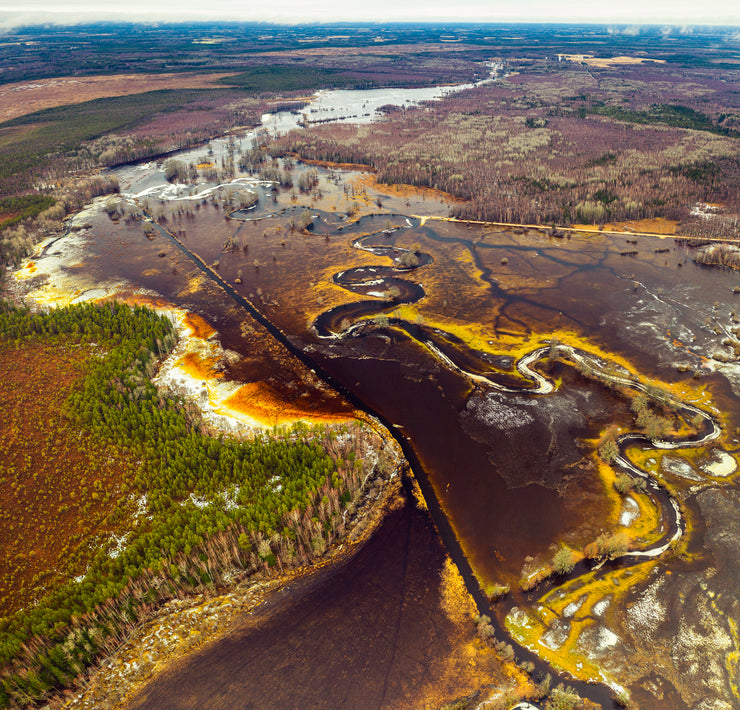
[1,22,740,710]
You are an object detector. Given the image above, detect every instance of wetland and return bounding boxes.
[3,34,740,709]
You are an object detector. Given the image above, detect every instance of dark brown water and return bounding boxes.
[26,165,740,707]
[127,493,509,710]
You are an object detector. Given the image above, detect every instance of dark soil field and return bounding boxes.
[0,73,236,124]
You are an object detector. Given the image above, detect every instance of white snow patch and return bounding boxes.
[626,577,666,641]
[506,606,532,629]
[690,202,721,219]
[620,496,640,526]
[595,626,620,652]
[134,494,148,519]
[661,454,702,481]
[468,395,534,430]
[701,449,737,477]
[540,619,570,651]
[189,493,211,509]
[563,597,585,618]
[71,288,109,303]
[107,532,130,559]
[124,176,262,203]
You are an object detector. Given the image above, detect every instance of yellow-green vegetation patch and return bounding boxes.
[630,444,738,485]
[299,238,385,319]
[505,602,607,685]
[725,615,740,704]
[542,328,716,412]
[393,310,498,354]
[627,446,677,486]
[591,458,662,549]
[507,561,658,686]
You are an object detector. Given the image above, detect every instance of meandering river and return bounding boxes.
[15,80,740,709]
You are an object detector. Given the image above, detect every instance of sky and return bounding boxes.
[0,0,739,30]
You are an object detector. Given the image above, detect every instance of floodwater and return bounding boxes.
[15,87,740,708]
[127,494,510,710]
[264,83,480,133]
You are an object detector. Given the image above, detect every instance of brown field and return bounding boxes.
[256,42,478,59]
[0,72,236,123]
[353,171,466,204]
[301,158,379,173]
[0,341,133,616]
[571,217,680,235]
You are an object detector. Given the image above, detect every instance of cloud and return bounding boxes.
[0,0,739,31]
[607,24,642,36]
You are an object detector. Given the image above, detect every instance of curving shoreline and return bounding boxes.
[50,430,405,710]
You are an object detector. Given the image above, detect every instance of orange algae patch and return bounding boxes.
[176,352,223,381]
[14,260,38,280]
[570,218,678,236]
[223,381,352,427]
[669,331,708,361]
[354,172,465,204]
[605,217,678,235]
[182,312,216,340]
[300,158,378,173]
